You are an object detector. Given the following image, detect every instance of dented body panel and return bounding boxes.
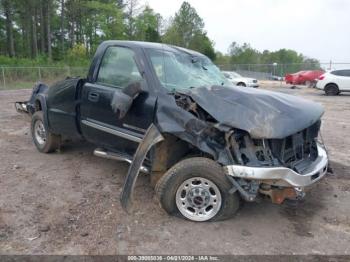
[121,124,164,212]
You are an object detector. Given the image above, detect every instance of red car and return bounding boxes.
[285,70,324,85]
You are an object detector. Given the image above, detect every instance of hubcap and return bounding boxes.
[175,177,222,221]
[34,120,46,145]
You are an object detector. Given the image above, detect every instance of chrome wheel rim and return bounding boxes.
[34,120,46,145]
[175,177,222,222]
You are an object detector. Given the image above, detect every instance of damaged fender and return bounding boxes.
[15,82,50,129]
[120,124,164,212]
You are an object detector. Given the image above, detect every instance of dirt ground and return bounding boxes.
[0,82,349,255]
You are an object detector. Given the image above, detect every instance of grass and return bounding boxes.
[0,67,88,90]
[0,81,38,90]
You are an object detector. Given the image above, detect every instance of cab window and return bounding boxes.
[97,46,142,88]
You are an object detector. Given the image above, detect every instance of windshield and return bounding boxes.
[147,48,231,91]
[232,72,242,78]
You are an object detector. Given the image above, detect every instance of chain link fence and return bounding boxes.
[0,63,349,90]
[0,66,87,90]
[217,63,350,80]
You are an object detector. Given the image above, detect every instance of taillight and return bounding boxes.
[318,75,325,80]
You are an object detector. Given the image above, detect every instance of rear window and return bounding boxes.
[331,70,350,77]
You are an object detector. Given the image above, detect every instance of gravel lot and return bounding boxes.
[0,83,349,255]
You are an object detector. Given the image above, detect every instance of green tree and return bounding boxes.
[163,1,204,47]
[163,1,216,59]
[124,0,141,39]
[65,0,125,56]
[188,33,216,60]
[0,0,322,68]
[1,0,15,57]
[228,42,260,64]
[134,5,162,42]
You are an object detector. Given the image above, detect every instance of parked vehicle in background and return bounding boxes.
[316,69,350,95]
[285,71,305,85]
[285,70,324,86]
[223,71,259,88]
[269,75,284,81]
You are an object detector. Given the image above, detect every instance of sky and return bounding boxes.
[141,0,350,63]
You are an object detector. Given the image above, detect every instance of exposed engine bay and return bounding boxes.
[174,91,320,171]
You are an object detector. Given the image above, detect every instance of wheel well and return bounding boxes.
[151,134,214,172]
[151,134,192,173]
[237,82,246,86]
[325,83,339,89]
[34,99,42,111]
[150,134,214,186]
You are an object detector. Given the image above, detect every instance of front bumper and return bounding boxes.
[224,143,328,187]
[247,83,259,88]
[315,82,324,90]
[315,79,328,90]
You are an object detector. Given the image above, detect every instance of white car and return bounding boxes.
[223,71,259,88]
[316,69,350,95]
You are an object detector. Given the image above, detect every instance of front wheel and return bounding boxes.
[155,158,241,222]
[31,111,60,153]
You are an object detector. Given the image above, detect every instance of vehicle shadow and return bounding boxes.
[313,92,350,97]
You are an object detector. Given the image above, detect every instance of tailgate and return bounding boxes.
[15,101,29,114]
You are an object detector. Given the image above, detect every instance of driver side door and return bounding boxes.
[80,46,156,155]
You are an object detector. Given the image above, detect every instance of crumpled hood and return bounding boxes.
[179,85,324,139]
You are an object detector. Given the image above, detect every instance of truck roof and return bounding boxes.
[101,40,206,58]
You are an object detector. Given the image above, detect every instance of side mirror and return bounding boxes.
[110,81,145,119]
[122,81,144,98]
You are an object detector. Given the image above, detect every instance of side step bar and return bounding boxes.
[93,148,149,174]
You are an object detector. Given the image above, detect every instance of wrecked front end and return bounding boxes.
[154,85,328,205]
[223,121,328,204]
[121,85,328,213]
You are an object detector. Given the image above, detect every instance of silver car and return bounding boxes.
[223,71,259,88]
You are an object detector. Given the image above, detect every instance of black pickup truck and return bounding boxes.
[16,41,328,222]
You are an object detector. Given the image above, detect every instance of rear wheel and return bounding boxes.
[31,111,60,153]
[325,84,339,96]
[155,157,241,222]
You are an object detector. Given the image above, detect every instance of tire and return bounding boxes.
[155,157,241,222]
[237,82,246,87]
[31,111,60,153]
[325,84,339,96]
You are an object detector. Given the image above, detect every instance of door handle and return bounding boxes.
[88,92,99,102]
